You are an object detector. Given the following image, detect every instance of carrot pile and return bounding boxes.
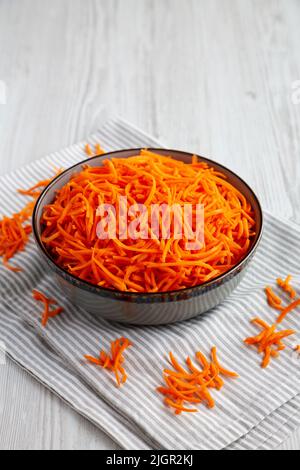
[0,138,106,272]
[32,289,64,327]
[0,138,104,272]
[0,172,61,272]
[0,213,32,272]
[245,275,300,368]
[84,337,132,387]
[244,318,295,368]
[40,150,256,293]
[157,348,238,414]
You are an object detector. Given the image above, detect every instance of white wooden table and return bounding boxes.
[0,0,300,450]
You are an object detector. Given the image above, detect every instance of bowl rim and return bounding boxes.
[32,148,264,298]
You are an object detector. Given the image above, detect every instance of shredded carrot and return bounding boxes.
[85,144,93,156]
[32,289,63,327]
[17,176,58,197]
[265,277,300,324]
[158,348,238,414]
[244,317,295,368]
[18,169,62,201]
[0,214,32,271]
[164,398,198,413]
[265,286,283,311]
[85,143,105,157]
[0,171,60,272]
[84,337,132,387]
[277,299,300,324]
[277,275,297,300]
[211,346,239,377]
[95,143,105,155]
[41,150,255,293]
[294,345,300,354]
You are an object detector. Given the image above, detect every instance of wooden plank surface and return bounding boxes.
[0,0,299,450]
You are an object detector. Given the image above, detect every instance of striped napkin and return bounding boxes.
[1,117,300,450]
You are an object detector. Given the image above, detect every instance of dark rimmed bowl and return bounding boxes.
[32,149,263,325]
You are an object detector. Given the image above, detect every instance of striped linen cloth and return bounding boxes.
[1,117,300,450]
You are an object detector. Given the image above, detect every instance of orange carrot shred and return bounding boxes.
[158,349,238,414]
[17,176,59,197]
[264,277,300,324]
[0,171,60,272]
[84,355,102,365]
[84,337,132,387]
[0,215,32,271]
[277,299,300,324]
[32,289,64,327]
[164,398,198,413]
[211,346,239,378]
[277,275,297,300]
[85,143,93,156]
[265,286,283,311]
[85,143,105,157]
[95,143,105,155]
[244,317,295,368]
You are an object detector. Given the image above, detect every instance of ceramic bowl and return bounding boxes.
[32,149,263,325]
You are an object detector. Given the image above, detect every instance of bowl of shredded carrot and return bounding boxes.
[32,148,263,325]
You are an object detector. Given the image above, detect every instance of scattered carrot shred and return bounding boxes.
[0,214,32,272]
[294,345,300,354]
[32,289,64,327]
[277,275,297,300]
[17,169,62,201]
[85,143,105,157]
[244,317,295,368]
[264,277,300,323]
[158,348,238,414]
[84,337,132,387]
[265,286,283,311]
[95,143,105,155]
[17,176,58,197]
[277,298,300,324]
[85,144,93,156]
[211,346,239,378]
[41,150,255,293]
[0,171,61,272]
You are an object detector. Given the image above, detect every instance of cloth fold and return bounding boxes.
[0,117,300,449]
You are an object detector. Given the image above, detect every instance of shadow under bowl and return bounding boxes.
[32,148,263,325]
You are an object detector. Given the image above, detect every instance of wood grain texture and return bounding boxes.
[0,0,299,450]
